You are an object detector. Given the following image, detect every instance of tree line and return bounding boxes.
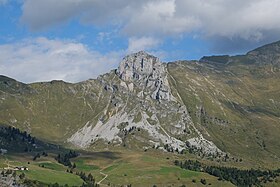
[0,126,36,152]
[55,150,79,168]
[174,159,280,186]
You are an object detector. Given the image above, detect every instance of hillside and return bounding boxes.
[0,42,279,171]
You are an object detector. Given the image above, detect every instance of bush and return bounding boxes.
[200,179,207,185]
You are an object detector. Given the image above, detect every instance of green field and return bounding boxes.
[21,168,84,186]
[0,155,84,186]
[97,152,233,186]
[0,150,235,187]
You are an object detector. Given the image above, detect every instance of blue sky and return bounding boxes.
[1,0,280,83]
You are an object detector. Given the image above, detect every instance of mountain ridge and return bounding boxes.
[0,41,280,168]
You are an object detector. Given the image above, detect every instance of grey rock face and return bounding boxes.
[117,51,173,101]
[117,51,161,82]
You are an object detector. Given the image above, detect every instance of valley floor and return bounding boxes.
[0,148,236,187]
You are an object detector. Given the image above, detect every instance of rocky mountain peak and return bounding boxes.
[115,51,174,101]
[117,51,161,82]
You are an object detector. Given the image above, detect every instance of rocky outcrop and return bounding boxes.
[117,51,161,82]
[68,51,223,155]
[117,51,174,101]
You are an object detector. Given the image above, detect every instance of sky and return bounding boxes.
[1,0,280,83]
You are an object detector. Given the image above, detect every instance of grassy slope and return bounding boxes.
[0,154,84,186]
[72,149,234,187]
[0,77,112,144]
[167,58,280,169]
[0,149,235,187]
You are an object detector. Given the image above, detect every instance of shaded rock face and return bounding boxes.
[117,51,173,101]
[117,51,161,82]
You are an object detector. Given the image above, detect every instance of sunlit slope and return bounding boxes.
[167,52,280,167]
[0,75,113,143]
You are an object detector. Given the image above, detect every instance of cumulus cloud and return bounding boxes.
[0,37,123,83]
[127,37,161,53]
[21,0,91,30]
[21,0,280,43]
[122,0,200,36]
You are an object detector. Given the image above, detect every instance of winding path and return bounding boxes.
[97,172,108,185]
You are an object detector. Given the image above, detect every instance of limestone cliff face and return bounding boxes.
[117,51,161,81]
[117,51,174,101]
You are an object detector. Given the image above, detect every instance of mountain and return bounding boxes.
[0,42,280,169]
[247,40,280,66]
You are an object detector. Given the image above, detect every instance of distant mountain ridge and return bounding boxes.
[201,40,280,66]
[0,41,280,168]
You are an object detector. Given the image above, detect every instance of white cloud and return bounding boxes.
[20,0,280,42]
[127,37,161,53]
[122,0,200,36]
[20,0,91,30]
[176,0,280,40]
[0,37,123,83]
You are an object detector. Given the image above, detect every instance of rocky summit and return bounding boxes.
[69,51,221,154]
[117,51,161,81]
[117,51,174,101]
[0,41,280,168]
